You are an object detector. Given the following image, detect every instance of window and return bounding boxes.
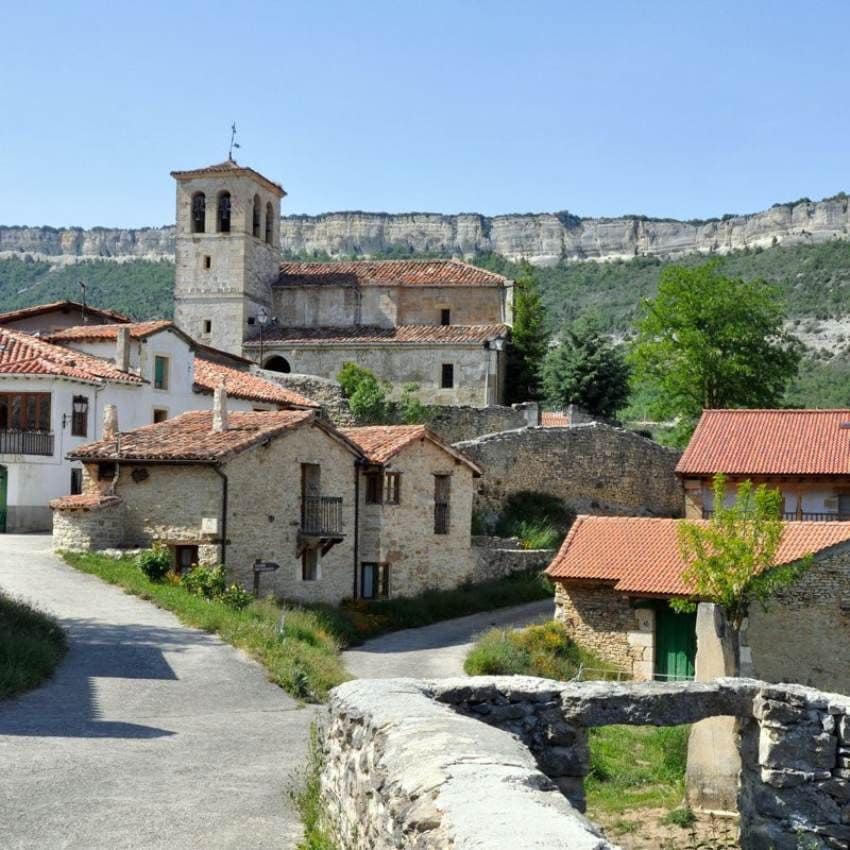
[98,461,116,481]
[203,255,211,270]
[440,308,451,326]
[384,472,401,505]
[203,319,212,334]
[175,545,199,575]
[70,468,83,496]
[71,395,88,437]
[252,194,261,238]
[302,548,319,581]
[361,562,389,600]
[263,355,291,373]
[0,392,51,431]
[265,202,274,243]
[434,474,451,534]
[217,191,231,233]
[191,192,206,233]
[153,408,168,424]
[441,363,454,389]
[154,355,169,390]
[247,316,256,326]
[365,471,382,504]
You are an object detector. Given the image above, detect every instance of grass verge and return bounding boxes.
[317,569,554,645]
[291,724,338,850]
[0,592,67,700]
[62,552,348,703]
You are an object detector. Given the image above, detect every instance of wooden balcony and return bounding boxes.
[0,430,54,456]
[702,509,850,522]
[299,496,344,555]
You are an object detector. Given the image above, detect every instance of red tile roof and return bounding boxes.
[170,159,285,195]
[49,494,122,512]
[192,358,318,408]
[546,515,850,596]
[0,301,130,325]
[0,328,143,385]
[69,410,320,463]
[677,409,850,476]
[244,323,508,347]
[45,320,176,343]
[276,259,509,288]
[340,424,482,473]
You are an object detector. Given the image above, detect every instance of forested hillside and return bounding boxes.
[2,238,850,406]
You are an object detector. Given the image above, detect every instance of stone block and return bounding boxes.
[759,725,838,772]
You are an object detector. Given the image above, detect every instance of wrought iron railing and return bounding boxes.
[435,502,450,535]
[0,430,54,456]
[702,509,850,522]
[301,496,344,536]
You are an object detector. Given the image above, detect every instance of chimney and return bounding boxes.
[103,404,119,440]
[212,379,228,433]
[115,327,130,372]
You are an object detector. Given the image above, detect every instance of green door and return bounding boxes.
[654,607,697,681]
[0,466,8,533]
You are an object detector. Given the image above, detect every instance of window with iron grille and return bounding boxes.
[361,562,389,599]
[434,474,451,534]
[71,395,88,437]
[384,472,401,504]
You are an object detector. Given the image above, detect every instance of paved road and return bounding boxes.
[342,599,554,679]
[0,535,313,850]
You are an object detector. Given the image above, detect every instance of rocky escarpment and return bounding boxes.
[3,194,849,266]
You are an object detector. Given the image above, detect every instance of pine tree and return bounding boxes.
[505,262,549,403]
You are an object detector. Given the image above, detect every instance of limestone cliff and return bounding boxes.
[2,193,848,266]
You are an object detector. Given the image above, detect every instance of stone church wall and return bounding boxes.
[455,423,683,519]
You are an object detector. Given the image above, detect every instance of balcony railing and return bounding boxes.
[702,509,850,522]
[0,430,54,456]
[301,496,344,537]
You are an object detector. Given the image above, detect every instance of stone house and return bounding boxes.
[546,515,850,691]
[52,404,484,604]
[678,408,850,520]
[0,317,315,532]
[171,158,512,406]
[0,299,130,332]
[339,425,482,599]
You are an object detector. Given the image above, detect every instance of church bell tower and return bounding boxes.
[171,159,285,355]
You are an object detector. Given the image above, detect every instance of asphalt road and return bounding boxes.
[342,598,553,679]
[0,535,313,850]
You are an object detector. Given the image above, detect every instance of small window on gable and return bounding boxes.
[440,308,451,326]
[252,194,261,238]
[217,192,231,233]
[191,192,206,233]
[154,355,169,390]
[265,202,274,244]
[441,363,454,389]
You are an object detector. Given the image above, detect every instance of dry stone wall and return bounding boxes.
[322,676,850,850]
[425,405,529,445]
[455,423,682,519]
[51,500,126,552]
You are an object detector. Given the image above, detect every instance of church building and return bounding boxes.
[171,160,512,406]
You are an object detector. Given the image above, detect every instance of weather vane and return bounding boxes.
[228,122,241,161]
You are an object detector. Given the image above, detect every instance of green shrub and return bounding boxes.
[337,362,374,397]
[136,546,171,582]
[399,383,430,424]
[494,491,573,547]
[181,565,226,600]
[221,583,254,611]
[664,807,697,828]
[510,519,560,550]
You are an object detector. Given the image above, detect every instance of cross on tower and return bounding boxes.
[228,122,241,161]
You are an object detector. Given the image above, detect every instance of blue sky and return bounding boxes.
[3,1,850,228]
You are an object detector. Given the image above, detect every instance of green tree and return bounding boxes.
[541,319,630,418]
[629,262,802,439]
[505,261,549,403]
[336,362,390,424]
[675,474,811,674]
[399,383,430,425]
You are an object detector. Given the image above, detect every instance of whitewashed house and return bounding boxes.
[0,316,316,532]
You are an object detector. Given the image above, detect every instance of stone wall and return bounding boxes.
[471,542,555,583]
[322,676,850,850]
[255,370,356,426]
[455,423,682,519]
[425,404,528,445]
[51,499,126,552]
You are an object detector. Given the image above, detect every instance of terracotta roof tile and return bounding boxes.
[0,328,143,385]
[677,409,850,476]
[193,358,318,408]
[69,410,318,463]
[49,494,122,512]
[340,424,482,473]
[0,301,130,325]
[546,515,850,596]
[276,259,509,288]
[45,321,175,343]
[245,323,508,346]
[170,159,285,195]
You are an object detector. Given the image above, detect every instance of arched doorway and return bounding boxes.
[263,355,291,373]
